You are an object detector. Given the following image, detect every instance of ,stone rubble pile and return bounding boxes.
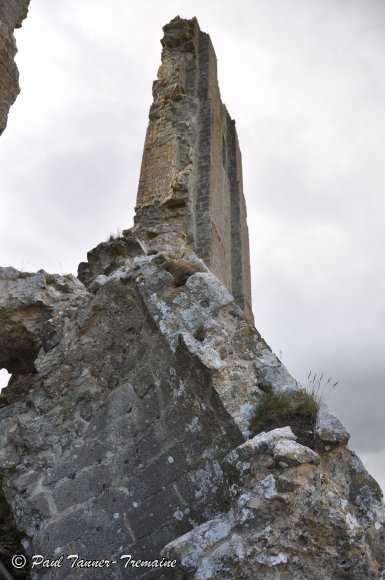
[0,0,30,134]
[0,11,384,580]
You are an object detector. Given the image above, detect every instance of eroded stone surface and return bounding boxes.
[0,268,87,375]
[315,401,351,449]
[0,0,30,134]
[1,251,383,578]
[0,260,247,578]
[163,428,385,579]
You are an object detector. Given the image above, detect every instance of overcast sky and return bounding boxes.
[1,0,384,488]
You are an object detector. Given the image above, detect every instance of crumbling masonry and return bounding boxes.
[135,17,252,322]
[0,13,384,580]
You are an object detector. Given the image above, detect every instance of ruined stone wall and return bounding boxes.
[135,17,253,322]
[226,111,253,321]
[0,264,246,578]
[0,0,30,135]
[203,37,232,294]
[2,244,384,579]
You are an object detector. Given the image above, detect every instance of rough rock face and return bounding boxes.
[0,268,89,578]
[0,14,384,580]
[163,427,385,579]
[4,252,384,579]
[0,0,30,135]
[0,267,86,376]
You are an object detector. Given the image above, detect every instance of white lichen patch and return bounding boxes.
[186,272,234,311]
[239,401,255,425]
[212,460,223,480]
[252,526,272,541]
[260,474,277,499]
[189,464,217,498]
[345,513,360,531]
[182,333,223,369]
[257,552,288,567]
[204,517,232,543]
[133,255,153,267]
[185,416,203,433]
[174,378,187,397]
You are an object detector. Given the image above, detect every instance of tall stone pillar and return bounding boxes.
[135,17,253,321]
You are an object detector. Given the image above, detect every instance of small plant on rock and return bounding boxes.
[249,372,339,449]
[107,228,122,242]
[306,371,339,401]
[250,387,319,448]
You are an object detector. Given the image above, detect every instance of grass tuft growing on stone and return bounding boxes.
[250,388,320,448]
[306,371,339,400]
[107,228,122,242]
[251,389,319,428]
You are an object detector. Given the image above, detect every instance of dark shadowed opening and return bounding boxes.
[0,481,30,579]
[0,369,31,577]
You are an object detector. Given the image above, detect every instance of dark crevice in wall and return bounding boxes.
[0,480,30,579]
[0,371,33,578]
[194,31,211,264]
[227,116,245,311]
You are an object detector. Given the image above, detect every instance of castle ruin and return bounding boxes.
[135,17,252,321]
[0,11,384,580]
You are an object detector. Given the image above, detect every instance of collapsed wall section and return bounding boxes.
[135,17,253,322]
[0,266,244,578]
[1,251,385,579]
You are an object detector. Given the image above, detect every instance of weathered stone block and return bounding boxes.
[46,438,113,484]
[126,486,182,540]
[315,402,350,449]
[140,444,191,498]
[52,465,113,512]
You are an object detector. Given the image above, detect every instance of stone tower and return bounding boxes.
[135,17,253,322]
